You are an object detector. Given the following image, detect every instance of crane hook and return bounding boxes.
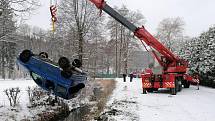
[50,0,57,32]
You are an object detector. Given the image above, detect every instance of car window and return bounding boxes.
[56,84,67,95]
[31,72,43,86]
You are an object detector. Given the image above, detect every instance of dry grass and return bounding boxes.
[96,79,116,111]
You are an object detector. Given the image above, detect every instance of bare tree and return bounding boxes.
[4,87,21,107]
[58,0,101,63]
[156,17,185,51]
[107,5,145,76]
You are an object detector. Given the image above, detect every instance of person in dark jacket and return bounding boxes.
[123,73,127,82]
[129,72,133,82]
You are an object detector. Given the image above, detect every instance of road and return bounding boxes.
[99,78,215,121]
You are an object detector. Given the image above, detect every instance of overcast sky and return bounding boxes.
[26,0,215,37]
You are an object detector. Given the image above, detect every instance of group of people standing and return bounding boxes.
[122,73,134,82]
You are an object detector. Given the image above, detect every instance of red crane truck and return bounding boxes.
[88,0,199,95]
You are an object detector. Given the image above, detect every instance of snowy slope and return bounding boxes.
[102,78,215,121]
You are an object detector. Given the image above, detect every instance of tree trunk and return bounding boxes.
[78,32,84,63]
[123,33,129,75]
[118,26,123,76]
[1,42,6,79]
[115,26,118,77]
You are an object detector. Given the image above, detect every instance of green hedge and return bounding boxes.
[200,73,215,88]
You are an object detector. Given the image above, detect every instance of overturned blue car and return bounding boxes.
[17,50,87,100]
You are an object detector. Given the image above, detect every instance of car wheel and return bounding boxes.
[19,50,32,63]
[61,71,72,79]
[72,59,82,68]
[58,57,71,70]
[39,52,48,58]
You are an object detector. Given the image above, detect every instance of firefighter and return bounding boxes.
[193,72,200,90]
[194,66,200,90]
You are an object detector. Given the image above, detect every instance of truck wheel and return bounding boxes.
[171,79,178,95]
[19,50,32,63]
[39,52,48,58]
[61,71,72,79]
[153,88,159,92]
[184,81,190,88]
[58,57,71,70]
[72,59,82,68]
[142,88,147,94]
[178,83,182,92]
[147,88,154,92]
[177,78,182,92]
[171,88,177,95]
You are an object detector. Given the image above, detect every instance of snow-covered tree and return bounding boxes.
[179,26,215,87]
[0,0,16,79]
[0,0,39,79]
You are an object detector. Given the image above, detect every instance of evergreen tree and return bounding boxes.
[0,0,16,79]
[179,26,215,87]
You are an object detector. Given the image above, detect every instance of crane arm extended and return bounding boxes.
[89,0,180,65]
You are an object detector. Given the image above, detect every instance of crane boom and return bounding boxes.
[89,0,180,67]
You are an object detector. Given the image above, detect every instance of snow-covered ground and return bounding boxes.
[0,79,36,107]
[0,79,37,120]
[102,78,215,121]
[1,78,215,121]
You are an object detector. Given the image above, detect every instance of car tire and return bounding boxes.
[19,50,32,63]
[72,59,82,68]
[58,57,71,70]
[39,52,48,58]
